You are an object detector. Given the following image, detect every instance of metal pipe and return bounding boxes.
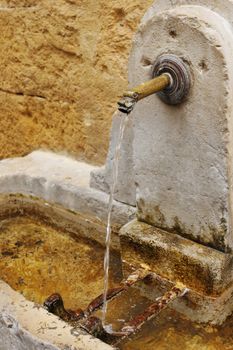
[44,273,189,346]
[118,74,170,114]
[125,74,170,101]
[81,281,189,345]
[118,54,192,114]
[113,283,189,346]
[43,269,150,323]
[85,268,150,315]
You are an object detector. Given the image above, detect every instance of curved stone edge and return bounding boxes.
[141,0,233,26]
[0,194,120,250]
[0,150,136,228]
[0,280,113,350]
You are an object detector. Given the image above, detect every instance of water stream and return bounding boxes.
[102,112,129,329]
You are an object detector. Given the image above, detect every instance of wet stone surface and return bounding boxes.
[0,216,122,309]
[0,216,233,349]
[121,307,233,350]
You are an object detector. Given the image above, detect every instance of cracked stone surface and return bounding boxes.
[0,0,153,164]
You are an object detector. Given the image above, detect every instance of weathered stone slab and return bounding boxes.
[94,1,233,253]
[0,151,136,227]
[120,219,232,296]
[128,1,233,252]
[120,219,233,324]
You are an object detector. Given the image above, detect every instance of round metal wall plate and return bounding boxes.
[152,54,191,105]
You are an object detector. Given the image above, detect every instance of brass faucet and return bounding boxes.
[117,54,192,114]
[118,73,171,114]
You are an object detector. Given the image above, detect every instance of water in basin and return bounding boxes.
[0,216,122,309]
[0,215,233,349]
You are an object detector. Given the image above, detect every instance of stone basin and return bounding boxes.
[0,151,135,350]
[1,199,233,350]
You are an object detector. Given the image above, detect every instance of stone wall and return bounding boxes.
[0,0,152,164]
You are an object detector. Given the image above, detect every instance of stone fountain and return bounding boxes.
[1,0,233,349]
[92,0,233,325]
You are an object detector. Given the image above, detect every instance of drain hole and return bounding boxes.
[141,56,152,67]
[199,59,209,71]
[169,30,177,38]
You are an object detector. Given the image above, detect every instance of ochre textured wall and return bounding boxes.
[0,0,153,164]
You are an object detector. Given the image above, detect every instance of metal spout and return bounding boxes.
[118,54,192,114]
[118,74,170,114]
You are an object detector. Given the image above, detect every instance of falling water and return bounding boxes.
[102,112,129,328]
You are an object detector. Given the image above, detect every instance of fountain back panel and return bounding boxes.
[91,0,233,326]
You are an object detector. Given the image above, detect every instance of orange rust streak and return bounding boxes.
[121,286,185,335]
